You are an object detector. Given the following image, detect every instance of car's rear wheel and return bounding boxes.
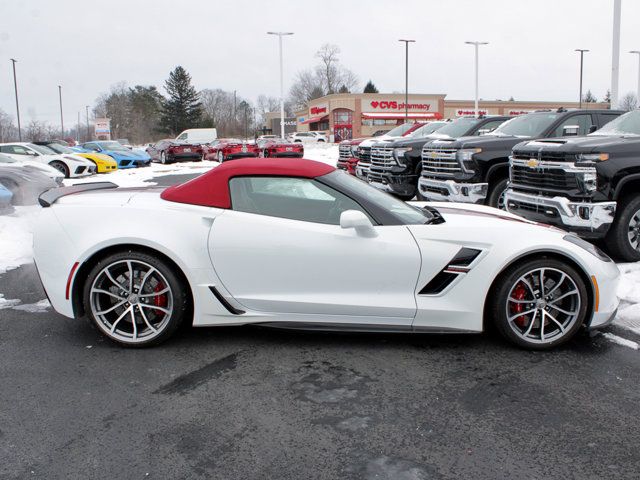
[604,195,640,262]
[160,151,167,164]
[218,151,224,162]
[50,160,70,178]
[83,250,189,347]
[489,258,588,350]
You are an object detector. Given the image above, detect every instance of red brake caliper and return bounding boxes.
[511,283,528,328]
[154,282,167,309]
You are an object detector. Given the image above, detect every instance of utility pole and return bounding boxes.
[267,31,294,139]
[611,0,622,108]
[398,39,415,124]
[10,59,21,141]
[58,85,64,138]
[575,49,589,108]
[85,105,90,142]
[465,41,489,117]
[630,51,640,106]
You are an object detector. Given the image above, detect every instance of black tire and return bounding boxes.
[82,250,190,348]
[487,177,509,210]
[604,195,640,262]
[217,151,224,163]
[160,151,167,164]
[50,160,70,178]
[488,257,588,350]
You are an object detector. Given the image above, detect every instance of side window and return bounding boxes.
[599,114,620,129]
[552,114,593,137]
[84,143,98,151]
[474,119,505,135]
[5,145,29,155]
[229,176,370,225]
[177,134,187,141]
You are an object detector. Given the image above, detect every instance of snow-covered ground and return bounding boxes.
[1,143,639,349]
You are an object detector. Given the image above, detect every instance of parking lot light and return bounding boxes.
[575,49,590,109]
[465,41,488,118]
[630,51,640,106]
[267,31,294,140]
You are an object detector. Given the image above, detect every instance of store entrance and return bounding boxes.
[334,125,352,142]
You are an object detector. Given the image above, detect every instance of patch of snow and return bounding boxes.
[302,143,339,166]
[602,332,639,350]
[12,299,51,313]
[0,293,21,310]
[614,262,640,335]
[0,205,40,274]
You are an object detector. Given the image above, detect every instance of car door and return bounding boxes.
[208,176,421,326]
[0,145,39,162]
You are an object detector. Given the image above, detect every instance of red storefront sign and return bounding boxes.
[369,101,431,110]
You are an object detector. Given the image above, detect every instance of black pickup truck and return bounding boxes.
[505,109,640,261]
[366,116,510,200]
[416,109,622,208]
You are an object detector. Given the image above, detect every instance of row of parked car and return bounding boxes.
[339,108,640,262]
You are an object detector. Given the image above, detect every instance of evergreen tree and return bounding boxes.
[338,84,349,93]
[583,90,597,103]
[508,96,515,101]
[160,66,202,134]
[604,89,611,103]
[363,80,379,94]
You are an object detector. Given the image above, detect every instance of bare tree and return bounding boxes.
[0,109,18,142]
[24,120,48,142]
[315,44,341,94]
[289,69,324,110]
[620,92,638,111]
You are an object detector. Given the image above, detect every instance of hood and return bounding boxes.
[436,134,529,150]
[107,149,150,160]
[515,134,640,154]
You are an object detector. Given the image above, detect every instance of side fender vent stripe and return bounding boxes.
[419,271,459,295]
[450,247,482,267]
[209,286,245,315]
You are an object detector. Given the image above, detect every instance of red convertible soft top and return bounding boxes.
[160,158,335,208]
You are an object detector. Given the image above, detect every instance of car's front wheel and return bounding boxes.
[50,160,70,178]
[218,151,224,162]
[488,257,588,350]
[83,250,190,347]
[604,195,640,262]
[160,151,167,164]
[487,177,509,210]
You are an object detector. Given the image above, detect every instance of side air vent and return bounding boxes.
[418,247,483,295]
[209,286,245,315]
[419,271,458,295]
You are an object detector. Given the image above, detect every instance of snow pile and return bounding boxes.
[0,206,40,275]
[614,262,640,335]
[12,299,51,313]
[0,293,21,310]
[602,332,639,350]
[303,143,339,166]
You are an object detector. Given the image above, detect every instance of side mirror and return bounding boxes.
[340,210,377,237]
[589,125,598,133]
[477,128,492,136]
[562,125,580,137]
[27,151,38,156]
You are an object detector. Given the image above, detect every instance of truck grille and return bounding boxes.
[510,163,579,191]
[512,152,574,162]
[421,146,462,178]
[358,146,371,162]
[370,146,394,170]
[339,144,352,160]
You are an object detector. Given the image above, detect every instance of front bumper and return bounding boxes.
[368,171,417,197]
[95,163,117,173]
[355,164,370,180]
[70,165,96,177]
[417,177,487,204]
[505,189,616,239]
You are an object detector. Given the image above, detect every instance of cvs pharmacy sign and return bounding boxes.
[370,101,431,110]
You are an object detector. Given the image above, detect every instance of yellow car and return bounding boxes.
[38,142,118,173]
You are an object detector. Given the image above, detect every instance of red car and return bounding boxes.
[257,139,304,158]
[205,139,261,162]
[146,139,204,163]
[337,138,367,175]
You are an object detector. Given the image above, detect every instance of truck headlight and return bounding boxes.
[577,170,597,193]
[577,153,609,162]
[393,147,412,166]
[457,148,481,173]
[351,145,359,156]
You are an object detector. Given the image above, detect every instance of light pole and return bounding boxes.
[611,0,622,108]
[575,49,589,108]
[398,39,415,125]
[10,58,21,141]
[85,105,90,142]
[465,41,489,117]
[58,85,64,138]
[630,51,640,106]
[267,31,294,140]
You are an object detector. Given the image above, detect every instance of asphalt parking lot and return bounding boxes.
[1,173,639,479]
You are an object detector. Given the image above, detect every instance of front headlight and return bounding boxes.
[577,153,609,162]
[457,148,481,173]
[393,147,412,166]
[563,234,612,262]
[577,171,598,193]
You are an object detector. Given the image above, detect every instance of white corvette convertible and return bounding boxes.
[33,159,619,349]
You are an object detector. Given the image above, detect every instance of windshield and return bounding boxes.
[385,124,414,137]
[591,110,640,136]
[46,144,74,154]
[408,122,446,138]
[325,171,434,225]
[28,143,57,155]
[0,153,17,163]
[432,117,481,138]
[489,112,560,138]
[99,141,129,151]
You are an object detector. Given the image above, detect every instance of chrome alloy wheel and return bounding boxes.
[627,209,640,251]
[89,260,174,343]
[505,267,581,345]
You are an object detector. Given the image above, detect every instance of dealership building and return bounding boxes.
[292,93,612,142]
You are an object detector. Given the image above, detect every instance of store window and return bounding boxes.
[333,109,353,142]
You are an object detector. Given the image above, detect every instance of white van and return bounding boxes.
[175,128,218,144]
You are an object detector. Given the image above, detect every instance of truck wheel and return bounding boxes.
[487,178,509,210]
[604,195,640,262]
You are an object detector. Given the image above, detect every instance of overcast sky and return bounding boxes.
[1,0,639,125]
